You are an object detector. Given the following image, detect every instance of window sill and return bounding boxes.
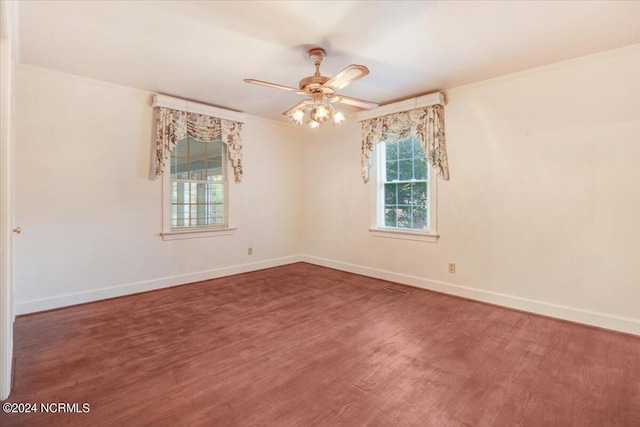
[369,227,439,243]
[160,227,237,241]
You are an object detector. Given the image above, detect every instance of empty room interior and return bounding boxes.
[1,1,639,425]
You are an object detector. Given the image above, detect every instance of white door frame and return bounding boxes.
[0,0,17,401]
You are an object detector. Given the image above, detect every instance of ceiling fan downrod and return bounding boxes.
[308,48,326,77]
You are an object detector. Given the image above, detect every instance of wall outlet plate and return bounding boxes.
[448,263,455,273]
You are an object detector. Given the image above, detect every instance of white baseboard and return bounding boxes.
[15,255,303,315]
[301,255,640,336]
[14,253,639,336]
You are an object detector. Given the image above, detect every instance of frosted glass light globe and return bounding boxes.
[310,104,330,123]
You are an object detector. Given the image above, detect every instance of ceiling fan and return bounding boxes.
[244,48,378,128]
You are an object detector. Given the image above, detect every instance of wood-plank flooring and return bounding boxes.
[1,262,639,426]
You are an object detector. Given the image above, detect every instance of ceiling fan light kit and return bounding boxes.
[244,47,378,128]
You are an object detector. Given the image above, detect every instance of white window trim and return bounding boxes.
[160,148,236,241]
[160,227,237,241]
[369,142,439,243]
[369,228,438,243]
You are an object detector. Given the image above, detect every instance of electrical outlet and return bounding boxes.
[448,263,456,273]
[248,247,253,256]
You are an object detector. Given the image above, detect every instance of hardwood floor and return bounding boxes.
[2,262,639,426]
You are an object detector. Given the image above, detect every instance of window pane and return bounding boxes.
[189,138,206,159]
[207,140,224,182]
[412,182,428,206]
[384,183,397,205]
[171,155,177,178]
[171,181,177,200]
[414,156,428,180]
[189,160,206,180]
[208,183,225,204]
[385,160,398,181]
[398,159,413,181]
[172,181,187,204]
[195,202,212,227]
[397,182,411,205]
[174,138,189,157]
[397,139,412,159]
[170,182,226,228]
[207,140,223,159]
[412,206,428,229]
[384,207,396,227]
[172,158,187,178]
[385,142,398,161]
[176,168,189,179]
[396,206,412,228]
[171,204,178,227]
[207,160,223,181]
[210,204,222,225]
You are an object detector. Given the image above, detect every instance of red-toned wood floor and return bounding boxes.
[1,263,639,426]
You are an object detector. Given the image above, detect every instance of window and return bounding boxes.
[372,136,438,242]
[161,136,235,240]
[170,136,227,228]
[153,95,245,240]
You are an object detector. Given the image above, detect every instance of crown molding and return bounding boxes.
[445,43,640,96]
[16,63,150,95]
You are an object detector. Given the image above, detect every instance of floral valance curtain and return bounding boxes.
[155,108,243,183]
[361,104,448,182]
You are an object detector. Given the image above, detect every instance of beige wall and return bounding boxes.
[301,47,640,332]
[13,47,640,334]
[14,66,303,312]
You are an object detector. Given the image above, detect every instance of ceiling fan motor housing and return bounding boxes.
[299,75,331,92]
[300,48,333,93]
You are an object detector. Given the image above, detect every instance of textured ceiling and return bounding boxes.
[16,0,640,121]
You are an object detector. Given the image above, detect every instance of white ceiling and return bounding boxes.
[16,0,640,121]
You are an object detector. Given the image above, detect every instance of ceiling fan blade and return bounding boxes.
[333,95,378,110]
[282,99,313,116]
[323,65,369,91]
[244,79,305,95]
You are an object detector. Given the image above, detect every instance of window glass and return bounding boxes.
[378,137,430,231]
[170,137,227,228]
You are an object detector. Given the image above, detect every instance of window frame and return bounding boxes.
[370,140,438,243]
[160,137,236,241]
